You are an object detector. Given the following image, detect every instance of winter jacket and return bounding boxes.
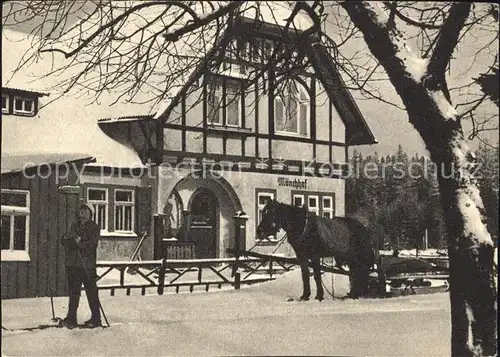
[61,220,100,269]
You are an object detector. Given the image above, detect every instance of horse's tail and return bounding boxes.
[345,214,376,268]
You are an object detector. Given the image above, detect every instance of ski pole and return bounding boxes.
[50,294,56,321]
[76,249,110,328]
[46,273,61,322]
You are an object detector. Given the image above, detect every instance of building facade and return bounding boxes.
[98,5,377,260]
[1,155,93,299]
[1,27,155,289]
[2,4,378,299]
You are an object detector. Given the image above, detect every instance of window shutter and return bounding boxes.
[135,186,152,235]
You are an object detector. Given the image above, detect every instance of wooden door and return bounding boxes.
[189,189,217,259]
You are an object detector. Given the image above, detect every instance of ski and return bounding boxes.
[2,318,106,333]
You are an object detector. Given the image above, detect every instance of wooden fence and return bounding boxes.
[94,252,451,297]
[95,256,280,296]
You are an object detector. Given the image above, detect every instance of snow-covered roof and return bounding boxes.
[2,87,49,97]
[1,152,94,174]
[98,115,155,124]
[1,28,147,168]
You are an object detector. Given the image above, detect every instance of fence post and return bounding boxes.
[120,267,125,287]
[153,214,164,260]
[231,211,248,278]
[235,272,241,290]
[157,259,166,295]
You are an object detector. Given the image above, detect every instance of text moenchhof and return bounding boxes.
[277,177,308,190]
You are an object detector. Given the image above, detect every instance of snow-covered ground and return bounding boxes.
[2,269,452,356]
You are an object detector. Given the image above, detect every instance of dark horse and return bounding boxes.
[256,200,375,301]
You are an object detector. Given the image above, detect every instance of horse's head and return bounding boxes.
[256,199,282,240]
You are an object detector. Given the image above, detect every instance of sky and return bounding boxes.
[2,1,498,159]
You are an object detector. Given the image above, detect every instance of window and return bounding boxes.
[226,85,241,126]
[256,190,277,242]
[115,190,135,233]
[2,94,9,114]
[263,41,273,62]
[250,39,260,63]
[291,191,335,219]
[208,84,222,125]
[322,196,334,219]
[13,96,34,115]
[275,80,309,136]
[237,40,250,74]
[207,77,242,127]
[86,186,138,235]
[87,187,108,231]
[308,195,319,216]
[1,190,30,260]
[292,194,304,208]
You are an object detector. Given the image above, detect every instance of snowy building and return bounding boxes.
[1,2,377,299]
[1,29,154,298]
[97,2,377,260]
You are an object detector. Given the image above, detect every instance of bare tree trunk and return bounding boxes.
[341,3,497,356]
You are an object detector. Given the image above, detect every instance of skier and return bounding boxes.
[60,203,102,329]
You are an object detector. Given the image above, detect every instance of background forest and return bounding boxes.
[347,142,499,251]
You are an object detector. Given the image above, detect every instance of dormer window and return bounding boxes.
[13,97,34,115]
[2,94,8,114]
[2,88,46,116]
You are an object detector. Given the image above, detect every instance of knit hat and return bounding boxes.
[80,202,95,216]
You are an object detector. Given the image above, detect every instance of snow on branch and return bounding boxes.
[451,141,493,245]
[427,89,457,120]
[342,2,428,85]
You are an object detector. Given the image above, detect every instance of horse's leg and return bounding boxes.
[358,263,370,297]
[312,258,324,301]
[348,263,360,299]
[298,256,311,301]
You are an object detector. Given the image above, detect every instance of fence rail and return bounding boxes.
[95,256,276,296]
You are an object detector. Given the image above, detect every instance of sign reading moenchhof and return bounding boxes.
[277,177,308,190]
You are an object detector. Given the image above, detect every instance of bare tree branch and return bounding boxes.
[39,1,171,58]
[163,1,245,41]
[391,4,442,29]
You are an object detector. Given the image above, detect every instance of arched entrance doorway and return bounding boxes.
[158,172,243,259]
[189,188,218,259]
